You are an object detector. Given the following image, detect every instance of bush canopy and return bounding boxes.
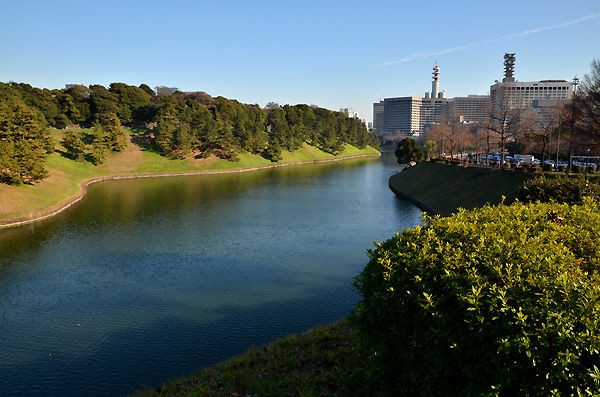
[353,200,600,396]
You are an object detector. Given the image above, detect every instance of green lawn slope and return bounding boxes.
[389,161,533,216]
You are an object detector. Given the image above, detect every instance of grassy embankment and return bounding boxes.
[134,319,364,397]
[389,161,533,216]
[0,134,379,226]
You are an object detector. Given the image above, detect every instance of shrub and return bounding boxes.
[572,164,585,174]
[353,201,600,396]
[518,175,600,204]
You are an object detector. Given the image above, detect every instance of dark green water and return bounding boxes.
[0,151,421,396]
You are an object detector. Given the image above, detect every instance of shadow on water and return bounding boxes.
[1,279,356,396]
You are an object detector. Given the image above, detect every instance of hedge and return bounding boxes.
[353,200,600,396]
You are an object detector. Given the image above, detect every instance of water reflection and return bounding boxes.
[0,153,421,396]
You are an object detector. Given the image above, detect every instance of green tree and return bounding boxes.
[9,83,60,127]
[394,137,424,164]
[62,130,87,161]
[109,82,152,125]
[0,101,51,184]
[95,112,127,152]
[64,85,92,125]
[56,93,82,127]
[424,139,438,159]
[313,107,342,154]
[89,85,121,122]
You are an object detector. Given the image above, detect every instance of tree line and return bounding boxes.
[0,82,377,184]
[420,59,600,167]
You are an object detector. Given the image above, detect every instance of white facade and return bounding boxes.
[340,107,360,119]
[490,80,573,110]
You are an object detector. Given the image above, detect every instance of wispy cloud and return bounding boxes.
[378,13,600,67]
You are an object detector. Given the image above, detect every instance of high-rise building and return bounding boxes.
[382,96,423,137]
[374,64,489,142]
[373,54,574,143]
[446,95,491,123]
[373,100,385,133]
[490,54,573,126]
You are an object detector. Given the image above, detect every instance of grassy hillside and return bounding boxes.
[0,139,379,226]
[389,161,533,216]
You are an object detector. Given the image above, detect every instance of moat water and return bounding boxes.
[0,150,422,396]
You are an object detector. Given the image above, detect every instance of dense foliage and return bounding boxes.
[0,81,377,184]
[394,137,425,164]
[353,201,600,396]
[0,85,53,184]
[518,175,600,204]
[150,93,375,161]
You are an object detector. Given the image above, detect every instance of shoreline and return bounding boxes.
[0,153,380,230]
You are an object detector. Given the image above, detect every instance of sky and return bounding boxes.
[1,0,599,123]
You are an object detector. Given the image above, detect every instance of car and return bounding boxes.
[543,160,555,168]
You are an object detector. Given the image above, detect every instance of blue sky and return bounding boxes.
[1,0,599,122]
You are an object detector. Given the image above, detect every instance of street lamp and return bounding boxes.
[586,148,591,174]
[559,76,580,171]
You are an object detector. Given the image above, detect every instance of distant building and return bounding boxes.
[374,65,490,143]
[373,54,575,144]
[446,95,491,124]
[383,96,423,138]
[155,86,179,95]
[373,100,384,134]
[340,107,360,119]
[490,53,573,125]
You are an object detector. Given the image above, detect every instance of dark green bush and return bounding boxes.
[572,164,585,174]
[518,176,600,204]
[353,201,600,396]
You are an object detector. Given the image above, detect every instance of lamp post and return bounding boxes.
[560,76,579,171]
[586,148,591,174]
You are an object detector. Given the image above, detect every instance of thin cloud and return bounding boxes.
[378,12,600,67]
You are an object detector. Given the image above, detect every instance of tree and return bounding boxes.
[488,101,533,166]
[95,112,127,152]
[424,139,437,160]
[56,92,82,127]
[394,137,424,164]
[423,112,469,160]
[0,101,51,184]
[62,130,87,161]
[109,82,152,125]
[89,85,120,121]
[575,59,600,158]
[521,103,563,163]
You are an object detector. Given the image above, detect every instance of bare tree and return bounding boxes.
[522,103,563,163]
[422,110,469,159]
[559,88,592,170]
[487,100,534,166]
[578,59,600,154]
